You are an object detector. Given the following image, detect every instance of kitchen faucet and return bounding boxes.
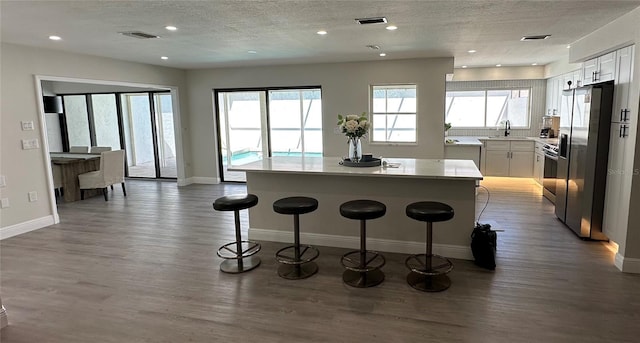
[504,120,511,137]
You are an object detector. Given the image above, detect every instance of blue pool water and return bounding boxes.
[224,151,322,165]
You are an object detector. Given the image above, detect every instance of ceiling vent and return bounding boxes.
[520,34,551,41]
[119,31,160,39]
[355,17,387,25]
[366,45,381,50]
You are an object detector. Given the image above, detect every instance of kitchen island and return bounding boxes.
[228,157,483,260]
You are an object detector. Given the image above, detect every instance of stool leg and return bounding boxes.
[277,213,318,279]
[426,221,433,271]
[234,210,244,270]
[294,214,301,263]
[406,220,451,292]
[342,219,384,288]
[360,219,367,270]
[219,209,261,274]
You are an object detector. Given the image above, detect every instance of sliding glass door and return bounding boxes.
[216,87,322,182]
[217,91,267,182]
[121,92,176,178]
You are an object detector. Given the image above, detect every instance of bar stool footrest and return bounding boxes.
[275,245,320,265]
[405,253,453,276]
[217,240,261,260]
[340,250,386,272]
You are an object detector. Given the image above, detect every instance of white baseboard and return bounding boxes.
[615,253,640,273]
[0,215,56,240]
[249,228,474,260]
[180,177,220,186]
[0,305,7,329]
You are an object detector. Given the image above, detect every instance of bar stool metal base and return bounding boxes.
[278,262,319,280]
[220,256,261,274]
[407,271,451,292]
[343,269,385,288]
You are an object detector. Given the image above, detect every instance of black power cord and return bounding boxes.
[476,185,490,225]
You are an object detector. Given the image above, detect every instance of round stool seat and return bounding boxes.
[406,201,454,223]
[213,194,258,211]
[340,200,386,220]
[273,196,318,215]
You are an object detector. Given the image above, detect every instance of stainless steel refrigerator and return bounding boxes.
[555,81,614,240]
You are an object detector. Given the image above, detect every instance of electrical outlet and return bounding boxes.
[28,191,37,202]
[21,139,40,150]
[0,175,5,187]
[0,198,9,209]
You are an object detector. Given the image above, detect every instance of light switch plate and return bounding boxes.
[28,191,37,202]
[21,121,35,131]
[0,175,5,187]
[0,198,9,209]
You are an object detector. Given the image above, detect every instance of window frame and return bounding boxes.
[445,87,532,129]
[369,84,418,144]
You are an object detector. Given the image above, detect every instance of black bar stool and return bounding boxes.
[273,196,320,280]
[405,201,455,292]
[339,199,386,288]
[213,194,261,274]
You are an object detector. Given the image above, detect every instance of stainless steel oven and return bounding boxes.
[542,144,558,203]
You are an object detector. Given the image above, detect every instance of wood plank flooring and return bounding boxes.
[1,177,639,342]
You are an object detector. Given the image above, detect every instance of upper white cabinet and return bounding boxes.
[582,50,616,85]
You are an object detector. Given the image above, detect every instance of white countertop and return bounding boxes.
[445,136,483,146]
[465,136,559,145]
[229,156,483,181]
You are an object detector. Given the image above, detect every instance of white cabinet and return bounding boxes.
[533,142,544,184]
[546,76,562,116]
[483,140,534,177]
[582,50,616,85]
[603,45,634,243]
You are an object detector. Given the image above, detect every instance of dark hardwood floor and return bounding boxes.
[1,178,639,342]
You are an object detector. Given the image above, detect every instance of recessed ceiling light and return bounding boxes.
[566,44,571,49]
[532,63,538,66]
[165,26,177,31]
[161,56,168,60]
[468,50,477,54]
[317,30,327,35]
[379,53,387,57]
[461,65,468,68]
[247,50,257,54]
[386,25,398,31]
[49,35,61,41]
[496,64,502,67]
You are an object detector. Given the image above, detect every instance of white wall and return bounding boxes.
[570,7,640,267]
[185,58,454,181]
[452,66,545,81]
[0,43,189,233]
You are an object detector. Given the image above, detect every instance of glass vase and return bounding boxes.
[348,137,362,162]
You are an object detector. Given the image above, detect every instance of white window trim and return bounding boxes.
[370,84,418,143]
[445,88,532,129]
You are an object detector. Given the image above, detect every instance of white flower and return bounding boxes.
[346,114,359,121]
[358,120,368,129]
[344,119,358,132]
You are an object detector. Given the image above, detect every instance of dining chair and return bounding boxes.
[51,163,63,197]
[69,146,89,153]
[90,146,112,153]
[78,150,126,201]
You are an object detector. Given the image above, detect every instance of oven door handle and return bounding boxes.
[544,153,558,161]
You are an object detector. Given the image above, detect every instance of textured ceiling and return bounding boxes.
[2,0,639,70]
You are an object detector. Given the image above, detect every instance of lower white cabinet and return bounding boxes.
[482,140,534,177]
[533,153,544,184]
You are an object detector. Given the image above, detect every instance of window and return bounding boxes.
[371,85,417,142]
[445,88,530,128]
[216,87,323,182]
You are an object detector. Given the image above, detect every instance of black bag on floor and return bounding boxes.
[471,223,497,270]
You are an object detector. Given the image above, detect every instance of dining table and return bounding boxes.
[50,153,100,202]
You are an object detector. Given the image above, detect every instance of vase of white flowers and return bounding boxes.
[337,112,369,162]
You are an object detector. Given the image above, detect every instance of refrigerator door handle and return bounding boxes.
[620,125,624,138]
[620,109,625,122]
